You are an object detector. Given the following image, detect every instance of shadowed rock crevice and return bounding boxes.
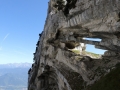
[65,42,76,49]
[63,0,77,16]
[118,12,120,22]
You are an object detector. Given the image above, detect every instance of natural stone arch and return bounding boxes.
[28,0,120,90]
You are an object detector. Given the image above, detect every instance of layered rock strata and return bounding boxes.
[28,0,120,90]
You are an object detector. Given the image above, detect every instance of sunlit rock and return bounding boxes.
[28,0,120,90]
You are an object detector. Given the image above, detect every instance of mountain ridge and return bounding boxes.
[0,62,32,68]
[0,63,31,90]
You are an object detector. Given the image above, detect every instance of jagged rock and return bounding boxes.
[28,0,120,90]
[104,51,117,57]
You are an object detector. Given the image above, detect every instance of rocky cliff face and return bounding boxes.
[28,0,120,90]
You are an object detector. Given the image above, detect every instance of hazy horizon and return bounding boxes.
[0,62,32,64]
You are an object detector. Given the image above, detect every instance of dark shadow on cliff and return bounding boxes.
[87,63,120,90]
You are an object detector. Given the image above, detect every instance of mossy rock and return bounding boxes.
[71,49,80,54]
[87,63,120,90]
[82,51,101,59]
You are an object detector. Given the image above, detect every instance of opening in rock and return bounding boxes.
[86,45,106,54]
[81,38,106,58]
[65,42,85,55]
[85,38,101,41]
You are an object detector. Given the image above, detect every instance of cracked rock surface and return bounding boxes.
[28,0,120,90]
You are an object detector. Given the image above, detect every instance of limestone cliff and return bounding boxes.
[28,0,120,90]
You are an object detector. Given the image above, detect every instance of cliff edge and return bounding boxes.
[28,0,120,90]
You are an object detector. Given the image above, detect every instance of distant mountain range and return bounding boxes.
[0,63,32,90]
[0,63,32,68]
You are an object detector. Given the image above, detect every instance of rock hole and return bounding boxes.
[85,38,101,41]
[86,44,106,54]
[66,42,86,54]
[83,38,106,58]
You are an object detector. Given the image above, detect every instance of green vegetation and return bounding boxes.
[82,51,101,58]
[62,69,85,90]
[70,49,101,58]
[70,49,80,54]
[68,72,85,90]
[87,63,120,90]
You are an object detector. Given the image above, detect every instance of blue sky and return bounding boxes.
[85,38,106,54]
[0,0,106,64]
[0,0,49,64]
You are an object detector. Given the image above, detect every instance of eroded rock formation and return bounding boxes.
[28,0,120,90]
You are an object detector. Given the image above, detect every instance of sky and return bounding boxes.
[0,0,106,64]
[0,0,49,64]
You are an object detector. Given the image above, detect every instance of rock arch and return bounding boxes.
[28,0,120,90]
